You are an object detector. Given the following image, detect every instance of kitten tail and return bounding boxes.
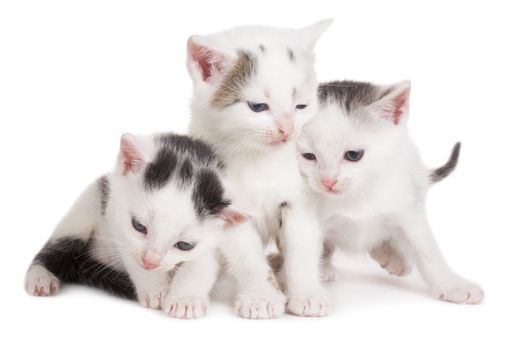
[430,142,461,183]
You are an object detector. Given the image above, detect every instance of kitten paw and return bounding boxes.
[370,242,412,277]
[25,265,60,296]
[287,290,333,317]
[432,279,484,304]
[164,296,209,319]
[235,291,286,319]
[137,288,168,309]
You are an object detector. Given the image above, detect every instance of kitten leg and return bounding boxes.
[280,204,332,317]
[400,210,483,304]
[321,240,338,282]
[122,256,170,309]
[369,240,412,277]
[220,222,286,319]
[25,180,101,297]
[163,251,218,319]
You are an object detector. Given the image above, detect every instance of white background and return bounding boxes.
[1,1,513,349]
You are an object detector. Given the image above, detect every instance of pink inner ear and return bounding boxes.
[382,89,409,125]
[188,40,226,82]
[392,90,409,125]
[120,137,144,175]
[221,207,249,228]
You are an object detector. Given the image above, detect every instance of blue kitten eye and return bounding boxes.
[296,104,307,109]
[174,241,195,251]
[344,150,364,162]
[132,217,147,235]
[302,153,317,161]
[247,101,269,113]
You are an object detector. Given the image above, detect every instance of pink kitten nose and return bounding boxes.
[275,115,294,141]
[142,250,162,270]
[321,177,337,191]
[142,259,159,270]
[277,126,293,141]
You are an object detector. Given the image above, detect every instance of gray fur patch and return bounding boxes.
[318,80,385,112]
[259,44,266,53]
[211,50,257,108]
[98,175,110,215]
[278,201,290,229]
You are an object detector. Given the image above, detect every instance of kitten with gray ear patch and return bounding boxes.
[297,80,483,304]
[187,20,333,318]
[25,132,250,319]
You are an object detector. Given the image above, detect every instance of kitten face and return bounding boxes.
[215,50,318,150]
[114,181,222,272]
[297,81,411,197]
[187,20,332,153]
[108,133,247,272]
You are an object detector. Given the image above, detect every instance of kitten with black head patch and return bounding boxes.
[297,80,483,304]
[187,20,333,318]
[25,132,249,318]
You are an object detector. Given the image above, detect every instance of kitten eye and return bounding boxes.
[247,101,269,113]
[174,241,196,251]
[302,153,317,161]
[344,150,365,162]
[131,217,147,235]
[296,104,308,110]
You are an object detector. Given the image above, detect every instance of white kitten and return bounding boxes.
[25,132,249,318]
[186,20,333,318]
[297,80,483,304]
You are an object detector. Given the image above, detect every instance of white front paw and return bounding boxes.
[432,278,484,304]
[235,290,286,319]
[25,265,60,296]
[287,290,333,317]
[137,287,168,309]
[164,296,209,319]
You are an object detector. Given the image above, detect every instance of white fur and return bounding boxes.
[297,81,483,304]
[187,20,333,318]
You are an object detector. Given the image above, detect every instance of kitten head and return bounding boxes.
[108,133,249,271]
[187,20,332,154]
[297,80,411,197]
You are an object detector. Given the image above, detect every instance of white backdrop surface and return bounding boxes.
[1,1,513,349]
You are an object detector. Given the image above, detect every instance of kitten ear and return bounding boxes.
[220,205,252,228]
[187,36,235,84]
[371,80,411,125]
[118,133,147,175]
[218,178,255,228]
[300,18,333,51]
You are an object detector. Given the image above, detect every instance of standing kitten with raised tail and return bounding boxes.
[297,80,483,304]
[25,132,249,318]
[186,20,333,318]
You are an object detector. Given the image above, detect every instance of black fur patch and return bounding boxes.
[158,134,217,165]
[430,142,461,183]
[179,159,194,185]
[144,148,177,190]
[192,169,230,216]
[98,175,110,215]
[34,238,136,299]
[259,44,266,53]
[143,134,222,191]
[318,81,382,112]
